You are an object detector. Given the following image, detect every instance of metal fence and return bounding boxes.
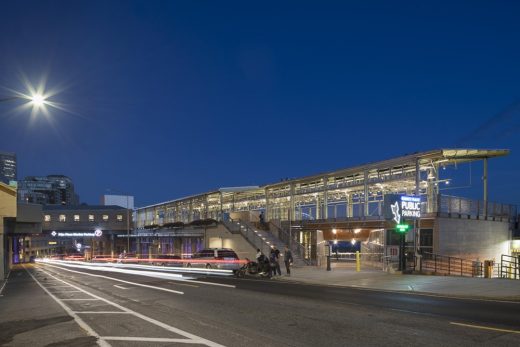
[438,195,517,221]
[417,252,482,277]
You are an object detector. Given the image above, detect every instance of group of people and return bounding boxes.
[256,245,293,278]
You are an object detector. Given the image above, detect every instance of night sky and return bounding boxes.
[1,1,519,207]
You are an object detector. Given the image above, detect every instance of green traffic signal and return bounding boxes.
[396,223,410,233]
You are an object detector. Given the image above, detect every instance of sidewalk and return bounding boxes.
[277,265,520,300]
[0,264,96,346]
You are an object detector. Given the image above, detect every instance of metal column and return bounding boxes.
[363,170,369,216]
[483,158,488,218]
[323,177,328,220]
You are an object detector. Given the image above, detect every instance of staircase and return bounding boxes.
[223,219,308,266]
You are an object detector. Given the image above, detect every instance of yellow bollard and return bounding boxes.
[356,251,360,272]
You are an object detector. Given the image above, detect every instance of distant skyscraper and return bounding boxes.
[0,151,17,185]
[17,175,80,205]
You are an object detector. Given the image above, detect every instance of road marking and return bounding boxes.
[450,322,520,334]
[113,284,130,290]
[49,290,83,293]
[102,336,206,343]
[40,264,184,295]
[62,298,100,301]
[35,267,225,347]
[74,311,131,314]
[42,262,235,289]
[0,270,12,296]
[24,266,110,347]
[168,281,199,288]
[176,279,235,288]
[274,278,520,304]
[390,308,437,317]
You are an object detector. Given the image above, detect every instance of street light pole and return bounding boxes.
[127,194,130,254]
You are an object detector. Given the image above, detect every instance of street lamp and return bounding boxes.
[0,87,54,116]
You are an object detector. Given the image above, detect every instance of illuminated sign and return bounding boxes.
[396,224,410,233]
[48,241,58,245]
[50,231,103,237]
[384,194,421,223]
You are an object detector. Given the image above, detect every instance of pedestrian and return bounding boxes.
[256,248,262,262]
[284,246,293,276]
[271,248,281,276]
[259,211,265,224]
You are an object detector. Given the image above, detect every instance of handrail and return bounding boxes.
[269,221,312,265]
[418,252,482,277]
[228,219,272,256]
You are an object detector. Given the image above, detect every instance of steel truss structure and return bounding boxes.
[136,149,512,228]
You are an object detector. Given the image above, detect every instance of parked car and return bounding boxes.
[186,248,241,270]
[153,254,183,267]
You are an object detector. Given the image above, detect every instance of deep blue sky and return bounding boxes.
[1,1,519,207]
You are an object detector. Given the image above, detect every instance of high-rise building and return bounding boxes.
[0,152,17,185]
[17,175,80,205]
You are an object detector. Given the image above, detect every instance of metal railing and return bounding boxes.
[499,254,520,279]
[417,252,482,277]
[226,219,273,256]
[438,195,517,221]
[269,221,314,265]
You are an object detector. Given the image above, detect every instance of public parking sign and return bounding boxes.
[384,194,421,224]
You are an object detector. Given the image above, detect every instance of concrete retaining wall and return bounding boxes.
[206,224,257,260]
[435,217,511,262]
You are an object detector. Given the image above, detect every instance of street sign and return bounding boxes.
[384,194,421,223]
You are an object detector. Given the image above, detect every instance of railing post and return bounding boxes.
[461,259,463,276]
[448,257,451,275]
[434,254,437,273]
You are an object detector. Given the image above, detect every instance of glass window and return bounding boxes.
[89,214,95,222]
[74,215,80,222]
[44,215,51,222]
[102,215,109,221]
[59,215,66,222]
[117,215,123,222]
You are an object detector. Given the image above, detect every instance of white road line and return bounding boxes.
[0,270,11,296]
[113,284,130,290]
[450,322,520,334]
[102,336,206,343]
[168,281,199,288]
[49,290,84,293]
[24,266,110,347]
[74,311,131,314]
[62,299,100,301]
[40,264,184,295]
[42,261,236,289]
[36,267,225,347]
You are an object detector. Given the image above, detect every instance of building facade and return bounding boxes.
[18,175,80,205]
[134,149,517,265]
[0,152,17,185]
[42,205,133,257]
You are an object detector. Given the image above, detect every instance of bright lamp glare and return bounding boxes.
[31,93,45,106]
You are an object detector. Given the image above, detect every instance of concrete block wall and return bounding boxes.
[435,217,511,262]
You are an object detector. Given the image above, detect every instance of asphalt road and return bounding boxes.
[2,262,520,347]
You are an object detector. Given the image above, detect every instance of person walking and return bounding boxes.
[271,247,281,276]
[284,246,293,276]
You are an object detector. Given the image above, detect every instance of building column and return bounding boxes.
[483,158,488,217]
[315,195,320,220]
[363,170,369,216]
[289,184,295,221]
[323,178,328,220]
[265,189,270,221]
